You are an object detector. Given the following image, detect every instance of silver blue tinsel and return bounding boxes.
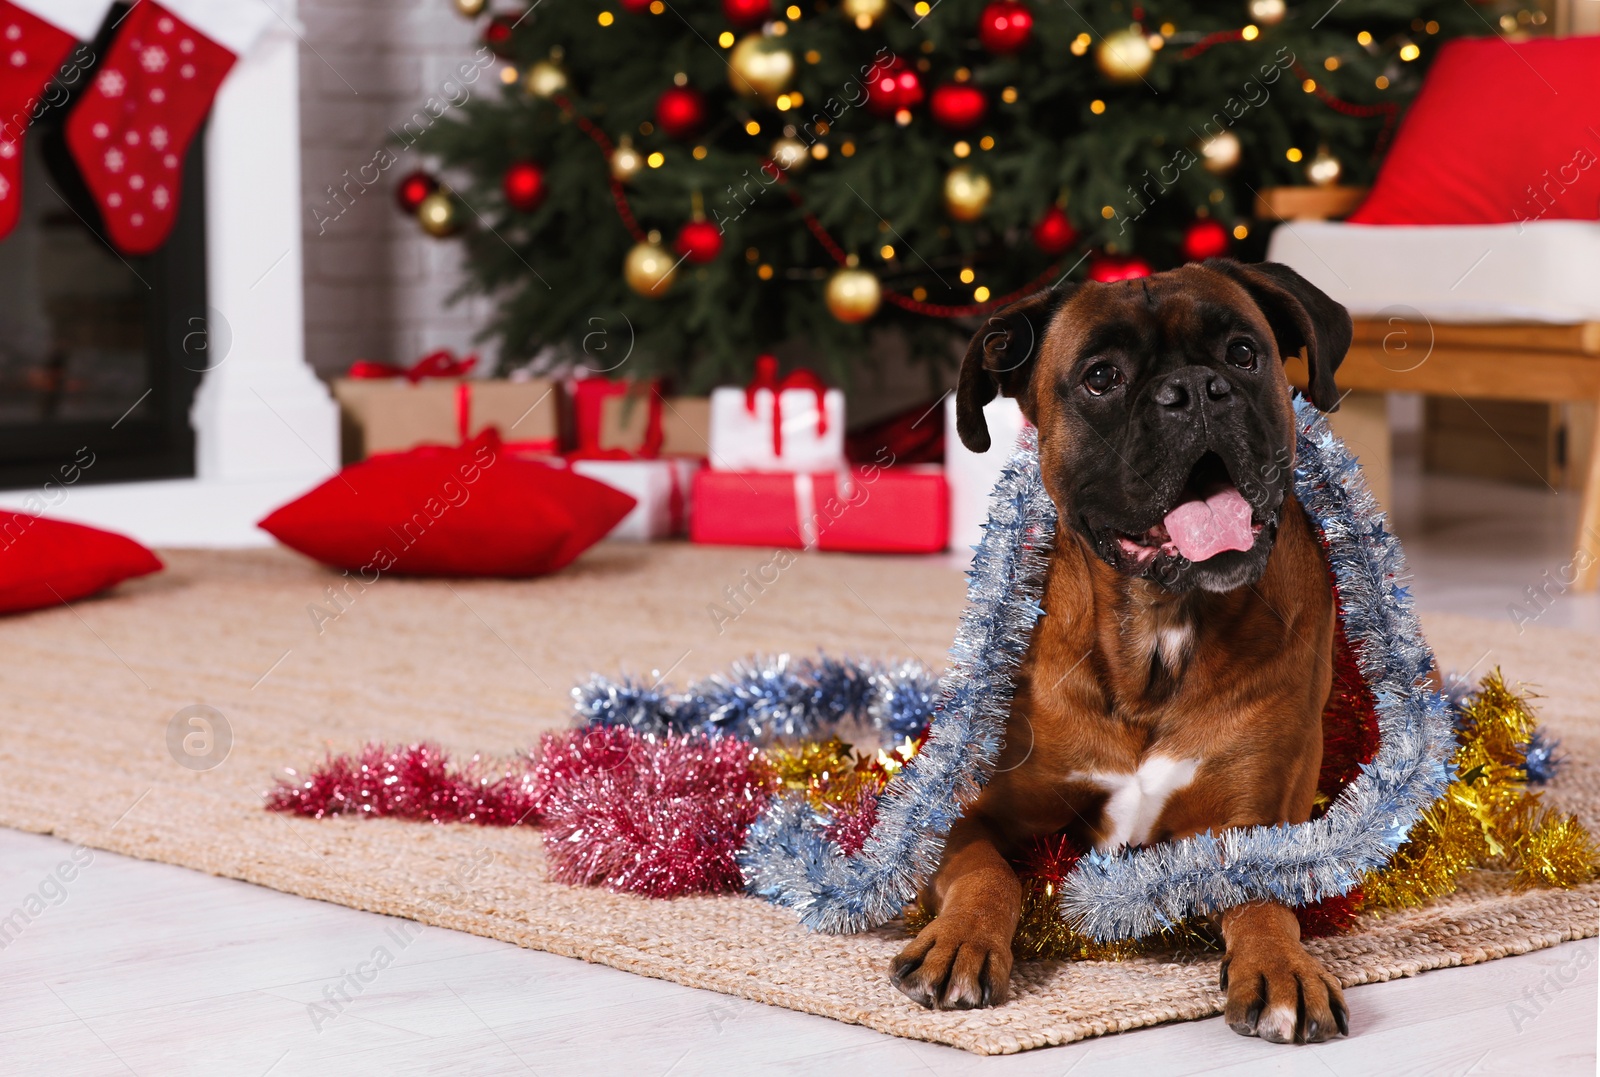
[573,654,938,742]
[737,401,1460,942]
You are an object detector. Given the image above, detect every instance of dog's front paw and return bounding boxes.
[1219,944,1349,1044]
[890,918,1013,1010]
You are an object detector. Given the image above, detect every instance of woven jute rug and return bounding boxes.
[0,545,1595,1055]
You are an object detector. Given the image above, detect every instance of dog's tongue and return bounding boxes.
[1162,486,1255,562]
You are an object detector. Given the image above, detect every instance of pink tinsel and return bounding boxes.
[265,728,778,899]
[534,726,778,898]
[264,741,543,825]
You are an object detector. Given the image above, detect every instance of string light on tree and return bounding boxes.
[453,0,487,17]
[771,136,809,171]
[825,264,881,322]
[1198,130,1242,174]
[626,234,678,297]
[1096,26,1154,83]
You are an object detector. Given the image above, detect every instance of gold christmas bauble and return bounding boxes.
[625,240,677,298]
[525,60,568,98]
[1198,130,1242,174]
[942,166,992,222]
[453,0,487,16]
[417,190,460,237]
[1096,26,1154,83]
[1306,145,1343,187]
[611,138,644,183]
[841,0,888,29]
[770,136,809,172]
[729,34,795,104]
[825,267,881,323]
[1247,0,1286,25]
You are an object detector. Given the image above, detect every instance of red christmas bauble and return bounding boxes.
[621,0,653,11]
[503,161,547,211]
[722,0,771,26]
[866,59,924,118]
[675,220,724,264]
[1088,253,1152,282]
[656,86,708,140]
[929,83,987,130]
[395,170,438,215]
[1180,218,1231,261]
[978,0,1033,53]
[484,14,518,57]
[1032,206,1077,256]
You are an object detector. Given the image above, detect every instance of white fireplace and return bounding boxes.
[0,0,338,546]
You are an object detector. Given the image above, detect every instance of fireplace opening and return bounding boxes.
[0,9,209,491]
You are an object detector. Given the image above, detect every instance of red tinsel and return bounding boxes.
[1294,887,1365,938]
[264,742,542,826]
[535,727,778,897]
[823,787,881,856]
[1315,597,1383,806]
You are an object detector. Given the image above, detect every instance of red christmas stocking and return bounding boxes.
[0,2,95,240]
[63,0,247,255]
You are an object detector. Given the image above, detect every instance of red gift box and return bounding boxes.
[690,466,948,553]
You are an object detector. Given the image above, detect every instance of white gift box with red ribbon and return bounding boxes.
[708,356,845,473]
[568,457,699,542]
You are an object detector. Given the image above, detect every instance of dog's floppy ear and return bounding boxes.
[1203,259,1351,412]
[956,287,1070,452]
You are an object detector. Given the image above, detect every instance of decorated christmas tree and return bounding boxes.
[413,0,1518,388]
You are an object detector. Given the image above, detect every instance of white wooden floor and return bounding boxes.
[3,451,1599,1076]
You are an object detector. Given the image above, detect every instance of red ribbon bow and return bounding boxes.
[348,349,478,383]
[744,355,829,458]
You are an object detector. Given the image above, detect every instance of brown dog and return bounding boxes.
[891,260,1354,1044]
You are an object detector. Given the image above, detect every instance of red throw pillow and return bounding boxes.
[1349,36,1600,226]
[258,430,636,577]
[0,514,163,613]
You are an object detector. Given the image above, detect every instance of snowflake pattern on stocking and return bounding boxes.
[0,1,80,239]
[64,1,238,255]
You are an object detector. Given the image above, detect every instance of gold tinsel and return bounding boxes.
[896,671,1596,959]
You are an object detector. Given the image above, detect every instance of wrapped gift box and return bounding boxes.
[570,377,710,458]
[568,457,700,541]
[334,372,560,461]
[708,358,845,473]
[690,466,947,553]
[945,393,1027,556]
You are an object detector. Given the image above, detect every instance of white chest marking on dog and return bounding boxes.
[1156,625,1193,671]
[1081,755,1202,851]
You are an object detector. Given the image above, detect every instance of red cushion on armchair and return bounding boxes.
[258,430,635,576]
[0,514,163,613]
[1349,36,1600,226]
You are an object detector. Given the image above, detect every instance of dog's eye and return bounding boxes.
[1226,340,1257,369]
[1082,362,1123,395]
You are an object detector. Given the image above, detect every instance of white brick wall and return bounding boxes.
[297,0,500,378]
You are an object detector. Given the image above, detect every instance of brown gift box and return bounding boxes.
[332,378,561,462]
[597,394,711,457]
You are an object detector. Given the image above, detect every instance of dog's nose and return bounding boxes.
[1155,367,1233,414]
[1207,373,1232,399]
[1154,380,1188,409]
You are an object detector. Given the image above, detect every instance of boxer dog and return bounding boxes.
[891,260,1354,1044]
